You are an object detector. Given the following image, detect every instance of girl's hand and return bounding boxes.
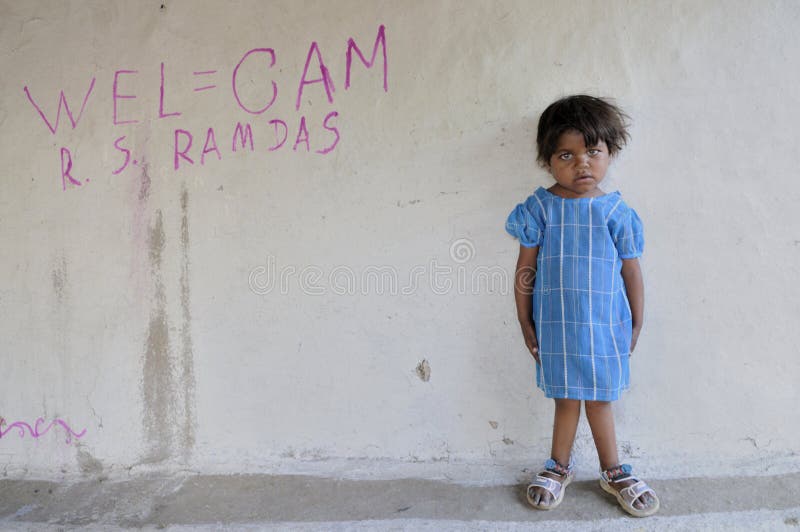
[630,326,641,354]
[519,320,540,364]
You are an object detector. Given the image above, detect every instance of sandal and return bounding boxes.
[526,458,575,510]
[600,464,660,517]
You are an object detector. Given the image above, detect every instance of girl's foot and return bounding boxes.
[600,464,660,517]
[526,458,574,510]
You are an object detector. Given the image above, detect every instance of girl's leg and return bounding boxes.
[584,400,656,510]
[583,400,619,469]
[551,398,581,465]
[530,398,581,506]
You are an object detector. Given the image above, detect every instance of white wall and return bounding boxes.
[1,0,798,480]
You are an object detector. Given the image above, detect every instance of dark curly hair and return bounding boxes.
[536,95,631,167]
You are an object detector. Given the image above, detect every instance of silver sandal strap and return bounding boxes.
[530,474,562,499]
[620,480,655,506]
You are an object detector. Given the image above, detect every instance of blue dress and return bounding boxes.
[505,187,644,401]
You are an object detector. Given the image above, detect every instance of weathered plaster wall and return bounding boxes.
[1,0,798,481]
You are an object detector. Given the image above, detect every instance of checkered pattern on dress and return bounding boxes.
[506,187,644,401]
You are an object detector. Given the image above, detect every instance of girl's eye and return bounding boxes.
[588,149,600,156]
[558,153,572,160]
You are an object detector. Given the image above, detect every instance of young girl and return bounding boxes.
[505,95,659,517]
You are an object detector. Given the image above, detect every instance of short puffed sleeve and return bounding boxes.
[505,195,545,248]
[607,199,644,259]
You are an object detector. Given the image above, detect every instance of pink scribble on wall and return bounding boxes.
[295,41,335,111]
[317,111,340,154]
[174,128,194,170]
[113,69,139,125]
[232,48,278,114]
[61,147,82,190]
[0,417,87,444]
[346,24,388,91]
[193,70,218,92]
[159,62,182,119]
[23,78,96,134]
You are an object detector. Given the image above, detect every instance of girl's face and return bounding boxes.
[547,130,611,198]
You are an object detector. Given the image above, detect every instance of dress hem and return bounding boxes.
[538,386,629,402]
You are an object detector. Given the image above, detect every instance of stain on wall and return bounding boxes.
[140,187,197,465]
[178,183,196,460]
[129,162,153,308]
[51,255,67,304]
[51,253,71,418]
[142,209,176,463]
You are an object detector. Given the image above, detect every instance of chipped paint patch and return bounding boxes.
[76,446,103,475]
[416,359,431,382]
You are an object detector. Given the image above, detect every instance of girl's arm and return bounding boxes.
[514,245,540,362]
[621,257,644,353]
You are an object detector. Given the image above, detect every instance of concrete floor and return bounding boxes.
[1,472,799,531]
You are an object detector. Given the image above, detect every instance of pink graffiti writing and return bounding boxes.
[160,62,182,118]
[232,48,278,115]
[22,24,388,191]
[193,69,218,92]
[171,112,340,170]
[23,77,96,134]
[0,417,87,444]
[346,24,387,91]
[60,147,83,189]
[113,70,139,125]
[296,41,335,111]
